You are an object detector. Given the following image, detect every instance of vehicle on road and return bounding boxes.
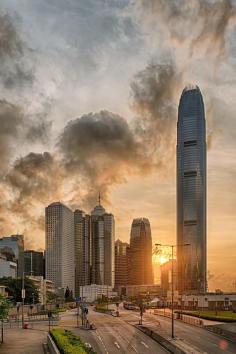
[123,301,136,310]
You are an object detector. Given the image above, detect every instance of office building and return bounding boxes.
[115,239,129,290]
[29,276,55,305]
[160,259,177,295]
[74,209,91,295]
[0,252,17,278]
[80,284,117,303]
[45,202,75,294]
[177,86,207,294]
[0,235,24,276]
[129,218,153,285]
[24,250,44,277]
[91,199,115,287]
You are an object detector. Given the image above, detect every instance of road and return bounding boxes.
[117,307,236,354]
[60,307,170,354]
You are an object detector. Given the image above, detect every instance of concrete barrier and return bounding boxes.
[136,325,188,354]
[181,314,203,327]
[47,334,60,354]
[153,310,203,327]
[205,325,236,343]
[154,309,178,319]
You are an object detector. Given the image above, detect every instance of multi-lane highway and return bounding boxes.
[59,305,236,354]
[118,307,236,354]
[60,307,170,354]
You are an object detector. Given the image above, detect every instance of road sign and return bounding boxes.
[21,289,25,299]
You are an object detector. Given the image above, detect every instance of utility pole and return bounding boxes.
[21,272,25,329]
[171,245,174,338]
[154,243,190,339]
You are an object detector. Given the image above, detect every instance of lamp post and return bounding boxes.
[155,243,190,339]
[21,272,25,329]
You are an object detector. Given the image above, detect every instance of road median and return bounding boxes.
[135,324,204,354]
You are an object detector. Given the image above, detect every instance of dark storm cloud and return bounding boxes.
[130,62,182,168]
[0,11,52,169]
[58,110,150,207]
[4,152,63,228]
[0,99,24,170]
[0,13,23,58]
[57,62,180,207]
[0,12,34,88]
[139,0,236,58]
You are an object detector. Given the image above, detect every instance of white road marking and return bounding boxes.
[114,341,120,349]
[96,330,109,354]
[141,341,149,349]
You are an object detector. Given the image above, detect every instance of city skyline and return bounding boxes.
[0,1,235,292]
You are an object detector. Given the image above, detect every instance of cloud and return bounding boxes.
[130,62,182,170]
[137,0,236,59]
[58,110,150,208]
[2,152,64,239]
[0,99,25,171]
[0,12,34,89]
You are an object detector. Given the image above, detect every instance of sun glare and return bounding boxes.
[153,254,169,265]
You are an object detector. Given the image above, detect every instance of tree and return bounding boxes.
[0,277,39,304]
[0,294,10,343]
[65,286,70,299]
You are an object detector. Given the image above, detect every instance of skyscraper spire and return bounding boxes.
[98,191,101,206]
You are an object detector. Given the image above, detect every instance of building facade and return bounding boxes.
[160,259,177,295]
[0,253,17,278]
[115,239,129,290]
[45,202,75,294]
[24,250,44,277]
[0,235,24,276]
[177,86,207,294]
[129,218,153,285]
[29,276,55,305]
[80,284,117,303]
[91,202,115,287]
[74,210,91,295]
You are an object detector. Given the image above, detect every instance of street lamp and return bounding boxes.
[155,243,190,339]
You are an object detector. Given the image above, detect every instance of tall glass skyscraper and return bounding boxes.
[129,218,153,285]
[177,86,207,294]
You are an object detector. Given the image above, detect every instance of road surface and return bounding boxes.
[60,307,170,354]
[118,307,236,354]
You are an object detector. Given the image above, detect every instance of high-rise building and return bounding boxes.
[74,209,91,295]
[115,239,129,290]
[177,85,207,294]
[129,218,153,285]
[45,202,75,294]
[0,235,24,276]
[160,260,177,296]
[24,250,44,277]
[91,200,115,287]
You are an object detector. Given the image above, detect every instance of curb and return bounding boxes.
[135,324,189,354]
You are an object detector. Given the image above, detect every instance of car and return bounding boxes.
[111,310,119,317]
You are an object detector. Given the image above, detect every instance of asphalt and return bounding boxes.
[119,307,236,354]
[60,307,170,354]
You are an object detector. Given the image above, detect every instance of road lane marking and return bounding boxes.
[114,342,120,349]
[141,341,149,349]
[96,330,109,354]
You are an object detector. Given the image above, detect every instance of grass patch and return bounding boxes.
[176,310,236,322]
[50,328,96,353]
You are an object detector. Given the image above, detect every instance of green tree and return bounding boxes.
[0,294,10,343]
[0,277,39,304]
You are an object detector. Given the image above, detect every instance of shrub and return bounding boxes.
[50,328,96,354]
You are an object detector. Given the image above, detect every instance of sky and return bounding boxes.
[0,0,235,291]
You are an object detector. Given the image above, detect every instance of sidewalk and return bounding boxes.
[0,327,48,354]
